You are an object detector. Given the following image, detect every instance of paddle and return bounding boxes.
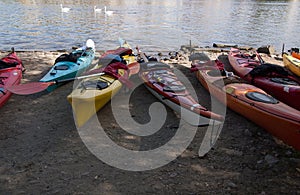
[136,46,149,63]
[7,62,140,95]
[255,50,266,65]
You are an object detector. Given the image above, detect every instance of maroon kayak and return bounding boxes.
[228,47,300,111]
[139,61,224,126]
[0,49,24,108]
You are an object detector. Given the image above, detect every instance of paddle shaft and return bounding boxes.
[136,46,149,63]
[255,50,265,64]
[52,72,105,85]
[52,60,139,84]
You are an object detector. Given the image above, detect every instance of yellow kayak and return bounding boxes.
[282,53,300,77]
[67,47,137,127]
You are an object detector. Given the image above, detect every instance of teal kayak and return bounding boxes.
[40,39,96,91]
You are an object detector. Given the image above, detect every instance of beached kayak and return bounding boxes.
[228,47,300,111]
[40,39,96,92]
[289,48,300,60]
[0,49,25,107]
[0,49,24,108]
[282,52,300,77]
[191,53,300,151]
[139,60,224,126]
[67,45,138,127]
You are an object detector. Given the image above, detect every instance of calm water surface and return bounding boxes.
[0,0,299,52]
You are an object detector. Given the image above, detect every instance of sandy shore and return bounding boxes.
[0,47,299,194]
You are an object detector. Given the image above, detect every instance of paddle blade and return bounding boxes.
[128,62,140,75]
[7,82,54,95]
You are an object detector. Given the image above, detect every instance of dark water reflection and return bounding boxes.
[0,0,299,52]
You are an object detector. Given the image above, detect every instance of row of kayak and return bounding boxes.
[1,39,300,151]
[191,50,300,151]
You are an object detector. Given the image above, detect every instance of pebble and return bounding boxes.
[264,154,279,165]
[169,172,178,178]
[244,129,252,137]
[227,181,237,188]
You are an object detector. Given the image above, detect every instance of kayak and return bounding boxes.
[289,47,300,60]
[139,61,224,126]
[0,49,24,108]
[40,39,96,92]
[228,47,300,111]
[67,45,138,127]
[292,51,300,60]
[282,52,300,77]
[191,54,300,151]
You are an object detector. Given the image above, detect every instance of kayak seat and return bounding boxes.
[245,91,278,104]
[163,85,186,92]
[49,65,70,75]
[248,63,289,78]
[54,52,82,64]
[0,60,19,69]
[80,80,109,90]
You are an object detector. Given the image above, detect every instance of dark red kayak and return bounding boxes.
[0,49,24,108]
[139,61,224,126]
[228,47,300,111]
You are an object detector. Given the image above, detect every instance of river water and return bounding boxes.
[0,0,299,53]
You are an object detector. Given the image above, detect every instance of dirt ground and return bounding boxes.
[0,47,299,194]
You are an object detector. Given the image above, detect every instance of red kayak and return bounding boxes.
[0,49,24,108]
[228,47,300,111]
[139,61,224,126]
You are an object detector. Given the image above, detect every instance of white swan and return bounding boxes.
[60,4,71,12]
[94,6,102,13]
[104,6,114,16]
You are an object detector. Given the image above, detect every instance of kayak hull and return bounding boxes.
[67,46,136,127]
[0,51,23,108]
[40,47,95,92]
[67,74,122,127]
[145,85,213,126]
[140,61,224,126]
[194,60,300,150]
[228,48,300,111]
[0,68,22,108]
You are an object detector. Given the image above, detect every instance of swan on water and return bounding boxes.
[104,6,114,16]
[60,4,71,12]
[94,6,102,13]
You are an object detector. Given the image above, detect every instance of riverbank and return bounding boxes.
[0,46,299,194]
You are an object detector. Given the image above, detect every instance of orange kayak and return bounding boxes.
[292,51,300,60]
[191,55,300,151]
